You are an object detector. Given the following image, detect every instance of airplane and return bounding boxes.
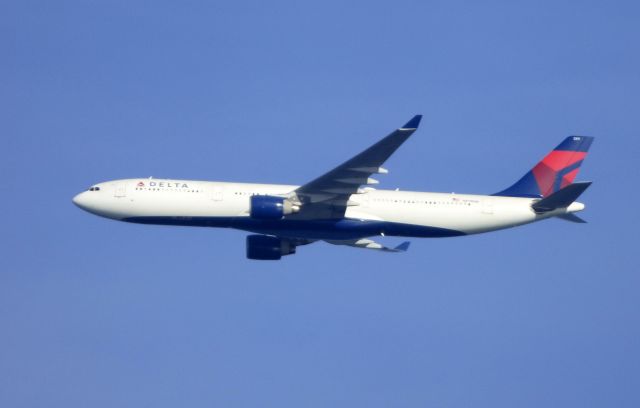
[73,115,594,260]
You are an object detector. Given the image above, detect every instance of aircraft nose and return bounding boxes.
[72,192,87,209]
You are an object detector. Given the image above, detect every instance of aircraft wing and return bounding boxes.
[326,238,411,252]
[290,115,422,219]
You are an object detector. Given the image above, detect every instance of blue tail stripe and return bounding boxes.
[554,136,594,152]
[493,171,542,198]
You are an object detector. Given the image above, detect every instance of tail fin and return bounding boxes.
[495,136,594,198]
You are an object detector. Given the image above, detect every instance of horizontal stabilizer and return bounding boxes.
[532,182,591,213]
[556,213,587,223]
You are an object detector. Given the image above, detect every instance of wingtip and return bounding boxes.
[394,241,411,252]
[400,115,422,130]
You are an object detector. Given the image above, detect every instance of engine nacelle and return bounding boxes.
[246,235,296,260]
[250,195,298,220]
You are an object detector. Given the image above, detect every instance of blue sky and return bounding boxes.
[2,1,639,406]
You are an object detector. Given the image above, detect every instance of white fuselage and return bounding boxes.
[73,178,582,240]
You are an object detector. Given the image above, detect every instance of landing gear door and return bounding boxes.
[115,183,127,198]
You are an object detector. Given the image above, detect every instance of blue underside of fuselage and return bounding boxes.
[122,216,466,240]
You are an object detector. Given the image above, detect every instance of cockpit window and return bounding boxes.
[88,186,101,191]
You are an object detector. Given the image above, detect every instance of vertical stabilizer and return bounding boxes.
[495,136,594,198]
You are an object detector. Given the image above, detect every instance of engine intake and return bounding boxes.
[246,235,296,260]
[250,195,298,220]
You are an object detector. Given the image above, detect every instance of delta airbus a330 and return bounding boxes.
[73,115,593,260]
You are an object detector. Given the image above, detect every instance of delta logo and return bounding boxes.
[137,181,190,188]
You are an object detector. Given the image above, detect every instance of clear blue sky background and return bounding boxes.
[2,1,639,407]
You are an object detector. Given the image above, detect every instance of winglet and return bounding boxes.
[393,241,411,252]
[400,115,422,130]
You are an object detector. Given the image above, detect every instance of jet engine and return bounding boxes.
[246,235,296,260]
[250,195,299,220]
